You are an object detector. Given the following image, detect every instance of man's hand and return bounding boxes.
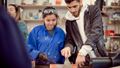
[75,53,86,67]
[61,47,71,58]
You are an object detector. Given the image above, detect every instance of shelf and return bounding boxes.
[19,5,67,9]
[104,6,120,10]
[109,36,120,39]
[24,19,43,23]
[111,20,120,23]
[106,20,120,25]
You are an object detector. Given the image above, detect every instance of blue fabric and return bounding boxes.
[27,25,65,64]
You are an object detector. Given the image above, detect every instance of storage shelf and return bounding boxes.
[106,20,120,25]
[104,6,120,10]
[24,19,43,23]
[109,36,120,39]
[19,5,67,9]
[111,20,120,23]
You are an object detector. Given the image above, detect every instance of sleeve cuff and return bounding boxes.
[79,45,92,56]
[30,50,40,60]
[65,43,73,52]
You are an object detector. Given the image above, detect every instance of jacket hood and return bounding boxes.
[65,5,88,21]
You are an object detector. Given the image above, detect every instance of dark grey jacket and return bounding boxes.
[65,5,108,63]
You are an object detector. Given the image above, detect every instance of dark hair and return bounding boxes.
[64,0,80,4]
[8,4,19,13]
[8,4,21,20]
[42,6,58,18]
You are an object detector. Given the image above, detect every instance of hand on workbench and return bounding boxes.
[76,53,86,67]
[61,47,71,58]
